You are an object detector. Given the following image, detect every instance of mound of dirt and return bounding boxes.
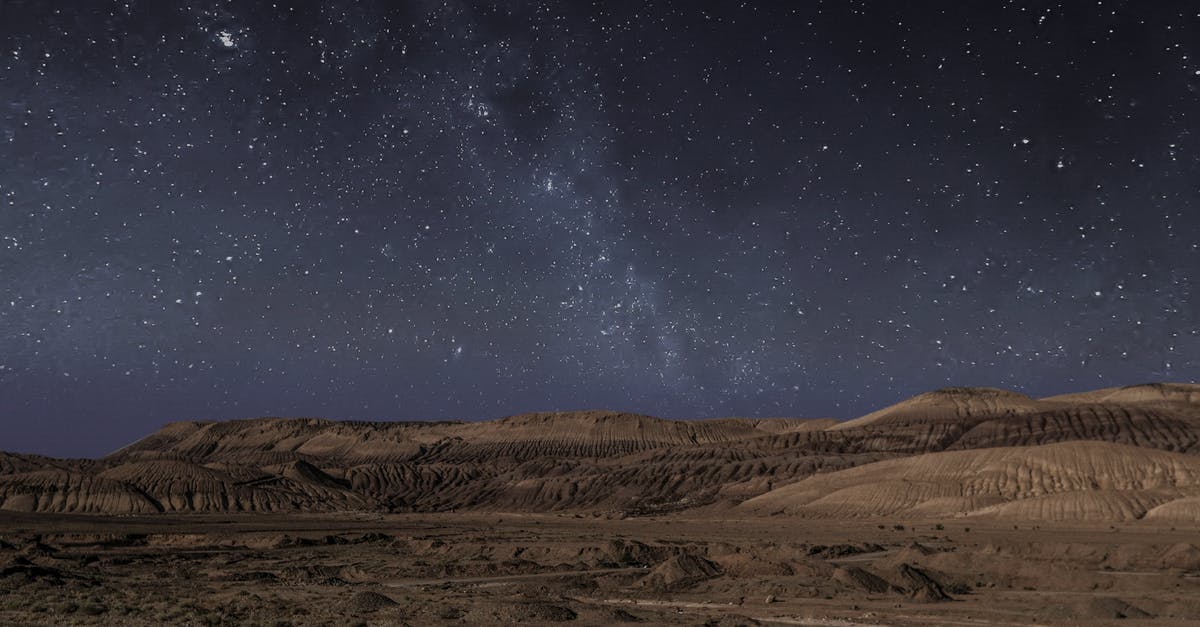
[832,566,894,594]
[277,460,350,490]
[0,558,73,587]
[1077,596,1153,619]
[346,590,398,612]
[610,608,646,622]
[636,553,723,592]
[1161,543,1200,571]
[893,563,952,602]
[806,543,884,559]
[521,603,578,621]
[703,615,761,627]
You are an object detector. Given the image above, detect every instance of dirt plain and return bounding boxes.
[2,511,1200,625]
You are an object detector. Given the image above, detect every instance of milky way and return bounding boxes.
[2,1,1198,456]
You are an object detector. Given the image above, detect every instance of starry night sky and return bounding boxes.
[2,1,1198,457]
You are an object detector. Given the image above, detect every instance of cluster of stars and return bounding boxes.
[0,1,1197,456]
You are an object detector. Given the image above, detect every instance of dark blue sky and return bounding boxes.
[2,1,1198,457]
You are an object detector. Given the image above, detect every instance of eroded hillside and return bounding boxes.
[3,383,1200,521]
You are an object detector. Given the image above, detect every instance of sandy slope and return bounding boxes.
[740,440,1200,520]
[828,387,1048,431]
[1043,382,1200,405]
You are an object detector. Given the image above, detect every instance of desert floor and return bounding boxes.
[2,511,1199,626]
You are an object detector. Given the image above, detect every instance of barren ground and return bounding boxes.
[3,511,1199,626]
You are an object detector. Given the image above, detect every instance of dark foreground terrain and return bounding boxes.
[2,512,1200,625]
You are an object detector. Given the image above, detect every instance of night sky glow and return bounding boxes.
[2,1,1198,456]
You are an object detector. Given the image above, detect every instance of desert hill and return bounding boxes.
[828,387,1046,431]
[740,440,1200,521]
[112,412,835,465]
[3,383,1200,521]
[1043,382,1200,405]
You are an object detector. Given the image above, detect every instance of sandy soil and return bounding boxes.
[3,511,1199,626]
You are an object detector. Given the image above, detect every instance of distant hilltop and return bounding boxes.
[2,383,1199,522]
